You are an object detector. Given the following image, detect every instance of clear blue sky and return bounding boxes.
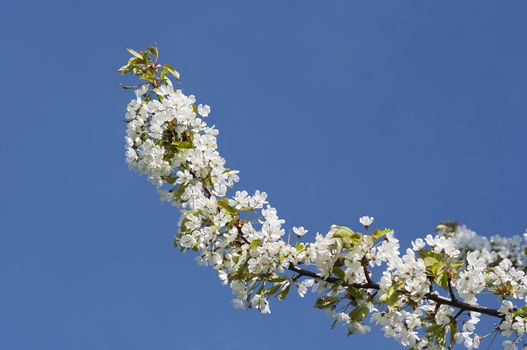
[1,1,526,349]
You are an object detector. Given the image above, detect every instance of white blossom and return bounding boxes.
[293,226,308,237]
[197,104,211,117]
[359,215,374,228]
[121,54,527,349]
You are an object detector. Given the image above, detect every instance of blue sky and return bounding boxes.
[1,1,526,349]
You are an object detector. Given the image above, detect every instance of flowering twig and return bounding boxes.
[120,46,527,350]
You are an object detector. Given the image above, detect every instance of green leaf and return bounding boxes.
[119,83,140,90]
[315,296,340,309]
[264,283,282,296]
[332,226,362,247]
[140,70,157,83]
[329,279,343,292]
[436,221,458,236]
[426,324,448,348]
[431,261,445,276]
[450,259,464,268]
[179,209,201,231]
[372,229,392,240]
[434,271,449,289]
[513,305,527,317]
[380,281,403,307]
[172,141,194,149]
[277,284,290,301]
[163,64,180,80]
[117,64,129,74]
[126,47,143,59]
[436,221,458,231]
[330,319,338,330]
[348,305,368,321]
[437,326,446,347]
[347,287,364,301]
[427,324,442,335]
[386,291,399,307]
[267,276,286,283]
[256,282,265,295]
[449,321,457,347]
[424,256,439,267]
[160,66,168,80]
[173,183,189,201]
[146,45,158,59]
[419,250,444,261]
[250,239,261,251]
[118,56,141,75]
[235,261,249,280]
[217,198,238,216]
[419,250,448,276]
[332,226,355,237]
[237,206,254,212]
[332,266,345,279]
[165,176,178,184]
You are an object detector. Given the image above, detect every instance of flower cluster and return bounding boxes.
[121,47,527,349]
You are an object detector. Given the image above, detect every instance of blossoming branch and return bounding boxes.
[120,46,527,350]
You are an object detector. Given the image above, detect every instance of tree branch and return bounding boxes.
[447,276,459,303]
[287,264,503,319]
[185,131,504,321]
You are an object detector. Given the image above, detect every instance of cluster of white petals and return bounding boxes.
[121,49,527,349]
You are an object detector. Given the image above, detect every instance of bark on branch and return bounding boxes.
[287,264,503,319]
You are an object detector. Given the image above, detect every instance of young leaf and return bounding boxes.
[348,305,368,321]
[424,256,438,267]
[146,45,158,59]
[277,284,290,301]
[315,296,340,309]
[126,47,143,59]
[332,266,345,279]
[449,321,457,347]
[372,229,392,240]
[173,183,189,201]
[172,141,194,149]
[250,239,261,251]
[513,305,527,317]
[217,198,238,216]
[163,64,180,80]
[264,283,282,296]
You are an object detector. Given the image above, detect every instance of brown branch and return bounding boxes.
[185,164,504,320]
[362,262,375,286]
[424,293,502,318]
[447,276,459,303]
[287,264,503,319]
[288,264,379,290]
